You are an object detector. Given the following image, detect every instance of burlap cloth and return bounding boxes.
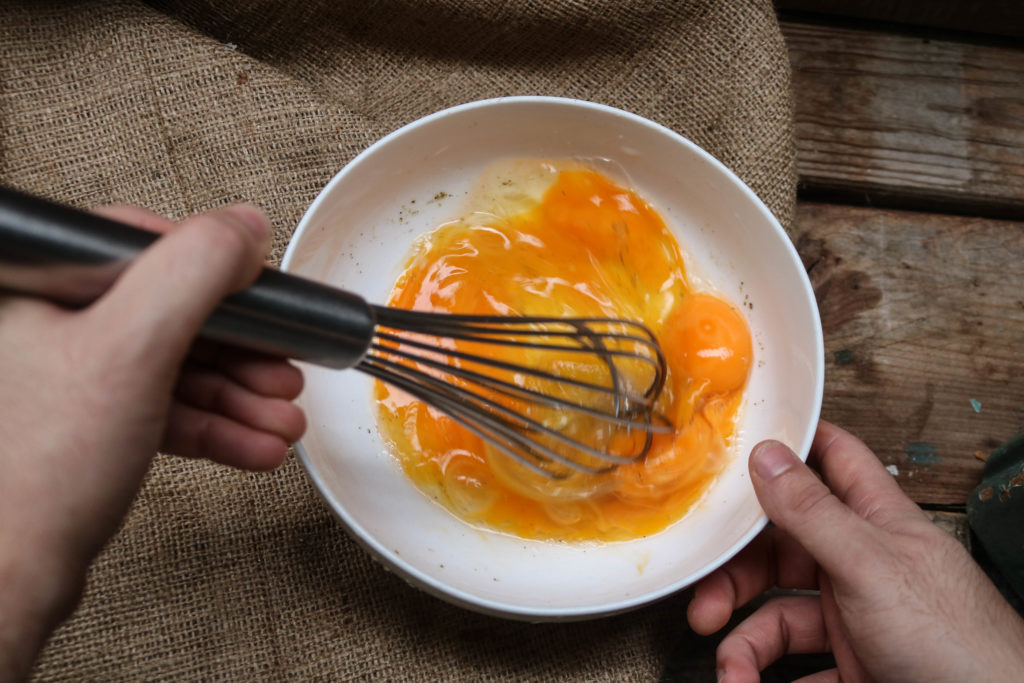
[1,1,795,679]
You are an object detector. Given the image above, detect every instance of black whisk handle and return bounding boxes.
[0,186,375,369]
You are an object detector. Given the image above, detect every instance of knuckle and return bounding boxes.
[192,412,218,459]
[207,375,233,415]
[786,477,834,520]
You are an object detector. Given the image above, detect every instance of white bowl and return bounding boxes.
[281,97,823,621]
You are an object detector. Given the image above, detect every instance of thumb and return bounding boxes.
[85,204,271,375]
[748,440,878,583]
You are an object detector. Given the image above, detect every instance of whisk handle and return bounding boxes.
[0,186,375,369]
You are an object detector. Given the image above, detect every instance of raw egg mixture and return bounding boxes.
[374,160,753,542]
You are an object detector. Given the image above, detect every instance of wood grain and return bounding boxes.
[776,0,1024,39]
[796,202,1024,506]
[783,21,1024,215]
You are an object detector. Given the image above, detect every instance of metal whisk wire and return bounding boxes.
[359,306,673,478]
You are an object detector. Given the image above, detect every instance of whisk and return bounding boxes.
[0,187,672,477]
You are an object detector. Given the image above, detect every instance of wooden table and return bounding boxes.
[783,9,1023,517]
[663,7,1023,680]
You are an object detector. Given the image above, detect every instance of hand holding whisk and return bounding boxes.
[0,187,672,477]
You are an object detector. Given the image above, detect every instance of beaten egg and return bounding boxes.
[374,160,752,542]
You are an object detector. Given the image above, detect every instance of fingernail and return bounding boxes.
[226,204,271,243]
[716,669,727,683]
[751,441,796,480]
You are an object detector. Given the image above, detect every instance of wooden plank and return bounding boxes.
[796,202,1024,506]
[776,1,1024,39]
[782,21,1024,217]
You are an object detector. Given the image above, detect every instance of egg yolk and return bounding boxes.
[665,294,754,395]
[375,164,753,542]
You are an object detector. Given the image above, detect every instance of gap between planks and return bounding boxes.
[782,20,1024,219]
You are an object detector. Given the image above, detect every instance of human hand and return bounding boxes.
[687,421,1024,682]
[0,204,305,680]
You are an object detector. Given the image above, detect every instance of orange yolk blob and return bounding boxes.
[375,163,753,542]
